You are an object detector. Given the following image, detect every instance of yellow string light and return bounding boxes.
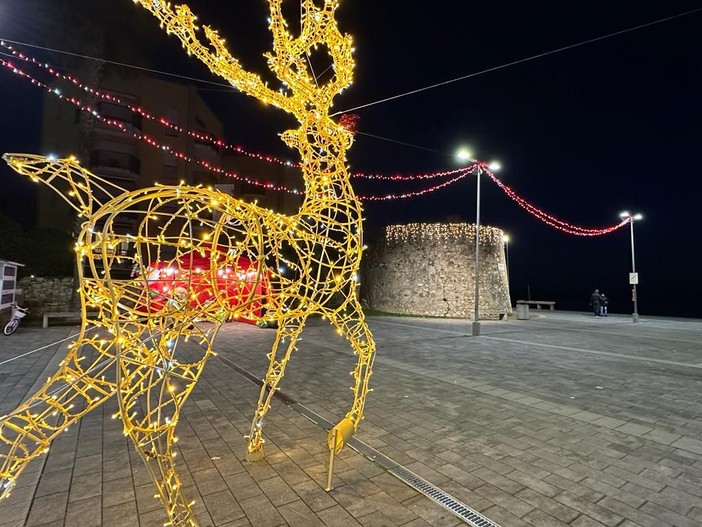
[0,1,375,526]
[386,223,505,245]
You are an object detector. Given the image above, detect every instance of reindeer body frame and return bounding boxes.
[0,2,376,526]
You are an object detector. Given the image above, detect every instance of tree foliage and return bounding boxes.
[0,212,72,277]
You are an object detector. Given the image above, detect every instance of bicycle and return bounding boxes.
[3,303,29,335]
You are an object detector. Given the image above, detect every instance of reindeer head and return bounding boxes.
[134,0,356,155]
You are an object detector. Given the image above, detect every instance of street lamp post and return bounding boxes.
[456,149,500,336]
[619,211,643,323]
[472,165,482,336]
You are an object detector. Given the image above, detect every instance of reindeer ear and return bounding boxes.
[280,130,300,150]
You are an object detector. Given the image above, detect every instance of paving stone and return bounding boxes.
[26,492,69,526]
[238,493,286,527]
[504,469,560,497]
[615,423,655,437]
[202,490,246,525]
[3,314,702,527]
[671,436,702,455]
[480,505,531,527]
[259,475,300,506]
[570,515,608,527]
[553,491,623,527]
[597,496,674,527]
[102,476,135,508]
[621,481,695,515]
[35,467,73,498]
[402,495,463,527]
[225,471,265,501]
[65,495,102,527]
[292,479,341,512]
[522,508,571,527]
[316,504,364,526]
[278,499,325,526]
[69,471,102,502]
[473,483,534,518]
[514,488,579,523]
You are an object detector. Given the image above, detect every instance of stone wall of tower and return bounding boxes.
[362,223,512,318]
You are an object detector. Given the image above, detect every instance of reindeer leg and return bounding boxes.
[246,317,307,461]
[0,336,118,498]
[117,322,217,527]
[326,297,376,452]
[123,419,196,527]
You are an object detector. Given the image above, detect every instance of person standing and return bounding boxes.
[590,289,602,316]
[600,292,609,317]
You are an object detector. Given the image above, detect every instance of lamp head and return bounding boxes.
[455,148,474,163]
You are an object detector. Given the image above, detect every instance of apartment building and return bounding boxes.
[38,69,302,277]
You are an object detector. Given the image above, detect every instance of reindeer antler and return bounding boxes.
[133,1,354,120]
[132,1,293,113]
[266,0,355,114]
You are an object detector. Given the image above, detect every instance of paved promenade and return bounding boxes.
[1,311,701,526]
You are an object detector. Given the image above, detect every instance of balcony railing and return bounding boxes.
[97,102,142,129]
[90,150,141,176]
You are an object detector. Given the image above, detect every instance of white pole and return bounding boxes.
[472,167,482,336]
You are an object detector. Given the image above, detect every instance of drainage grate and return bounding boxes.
[390,465,501,527]
[217,354,501,527]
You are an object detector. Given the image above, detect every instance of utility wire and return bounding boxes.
[332,7,702,116]
[0,36,235,89]
[356,131,446,155]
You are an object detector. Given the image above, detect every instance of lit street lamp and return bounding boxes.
[619,211,643,322]
[456,148,500,336]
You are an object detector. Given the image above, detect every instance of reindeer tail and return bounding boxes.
[3,153,127,218]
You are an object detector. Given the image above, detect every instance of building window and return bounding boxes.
[194,171,217,187]
[162,165,178,182]
[163,152,178,182]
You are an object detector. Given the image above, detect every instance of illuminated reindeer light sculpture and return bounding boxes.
[0,1,375,525]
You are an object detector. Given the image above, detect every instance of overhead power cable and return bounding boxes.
[0,36,234,88]
[331,7,702,116]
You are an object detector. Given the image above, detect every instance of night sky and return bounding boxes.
[1,1,701,317]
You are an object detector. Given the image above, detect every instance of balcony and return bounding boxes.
[96,102,142,131]
[193,131,220,158]
[90,150,141,184]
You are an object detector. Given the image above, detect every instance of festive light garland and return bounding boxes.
[1,2,376,527]
[0,55,299,194]
[0,44,633,225]
[386,222,505,245]
[483,169,628,235]
[0,40,297,169]
[0,53,474,201]
[0,40,471,183]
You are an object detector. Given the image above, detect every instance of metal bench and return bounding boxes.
[516,300,556,310]
[43,311,98,328]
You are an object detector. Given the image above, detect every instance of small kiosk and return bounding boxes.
[0,258,25,315]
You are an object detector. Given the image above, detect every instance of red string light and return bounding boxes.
[360,170,475,201]
[0,55,300,193]
[0,48,473,200]
[484,168,628,236]
[0,41,475,183]
[0,42,637,225]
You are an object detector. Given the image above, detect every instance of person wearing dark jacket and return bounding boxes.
[590,289,602,316]
[600,293,609,316]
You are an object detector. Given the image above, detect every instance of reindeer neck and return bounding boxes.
[293,120,362,234]
[299,163,361,229]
